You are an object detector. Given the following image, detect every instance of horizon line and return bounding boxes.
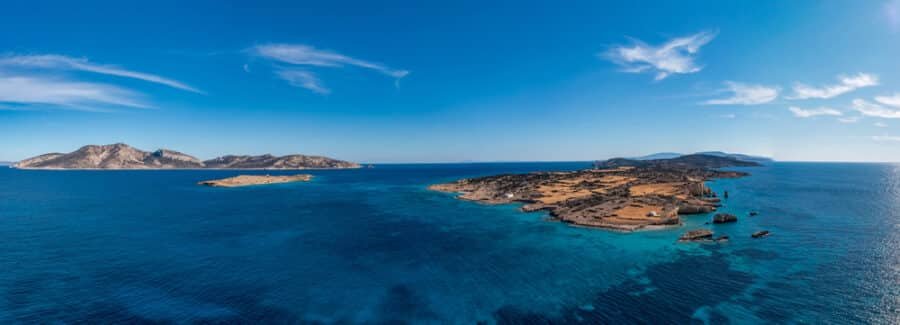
[4,158,900,165]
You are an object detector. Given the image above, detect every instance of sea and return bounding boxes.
[0,162,897,324]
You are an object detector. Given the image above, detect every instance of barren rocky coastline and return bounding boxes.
[13,143,360,170]
[429,154,757,231]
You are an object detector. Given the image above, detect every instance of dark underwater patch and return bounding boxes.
[732,248,780,260]
[493,251,755,324]
[376,284,440,324]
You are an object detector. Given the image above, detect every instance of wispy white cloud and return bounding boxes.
[250,43,408,93]
[875,121,888,127]
[704,81,779,105]
[720,113,736,119]
[872,134,900,142]
[253,44,409,78]
[788,73,879,100]
[875,93,900,107]
[852,98,900,118]
[0,74,148,110]
[788,106,842,118]
[838,116,862,123]
[886,0,900,32]
[604,31,716,81]
[0,54,201,93]
[275,69,330,94]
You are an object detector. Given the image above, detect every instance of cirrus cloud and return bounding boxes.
[788,73,879,100]
[0,53,201,111]
[872,134,900,142]
[875,93,900,107]
[886,0,900,32]
[788,106,842,118]
[604,31,717,81]
[0,54,202,93]
[0,74,148,110]
[837,116,862,123]
[275,69,330,95]
[252,44,409,78]
[704,81,779,105]
[852,98,900,118]
[250,43,408,94]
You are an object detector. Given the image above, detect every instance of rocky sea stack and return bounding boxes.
[752,230,771,238]
[679,229,714,242]
[713,213,738,224]
[14,144,360,170]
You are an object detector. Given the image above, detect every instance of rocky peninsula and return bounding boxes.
[198,174,312,187]
[430,154,757,231]
[13,143,360,170]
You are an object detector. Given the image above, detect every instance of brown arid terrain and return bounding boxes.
[198,174,313,187]
[13,143,360,170]
[429,154,757,231]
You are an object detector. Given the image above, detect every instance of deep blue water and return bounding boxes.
[0,162,898,324]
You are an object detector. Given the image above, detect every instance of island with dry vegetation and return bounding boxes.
[198,174,312,187]
[13,143,360,170]
[429,154,757,231]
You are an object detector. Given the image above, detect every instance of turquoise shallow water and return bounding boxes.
[0,162,897,323]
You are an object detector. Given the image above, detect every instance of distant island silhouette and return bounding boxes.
[13,143,359,170]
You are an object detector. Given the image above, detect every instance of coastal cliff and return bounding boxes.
[430,154,756,231]
[14,144,360,170]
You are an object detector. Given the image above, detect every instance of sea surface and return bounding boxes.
[0,163,898,324]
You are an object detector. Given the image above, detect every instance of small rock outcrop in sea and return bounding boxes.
[751,230,770,238]
[431,154,756,232]
[678,204,716,214]
[679,229,714,242]
[14,143,360,170]
[712,213,738,224]
[749,211,759,216]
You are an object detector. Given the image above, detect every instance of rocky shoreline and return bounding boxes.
[429,154,756,232]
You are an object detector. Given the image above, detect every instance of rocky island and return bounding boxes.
[198,174,312,187]
[13,143,360,170]
[430,154,758,231]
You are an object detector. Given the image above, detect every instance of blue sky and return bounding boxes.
[3,0,900,162]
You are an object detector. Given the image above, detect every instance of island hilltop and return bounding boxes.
[13,143,360,170]
[429,154,758,231]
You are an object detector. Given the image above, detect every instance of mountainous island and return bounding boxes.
[630,151,773,165]
[13,143,360,170]
[430,154,760,231]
